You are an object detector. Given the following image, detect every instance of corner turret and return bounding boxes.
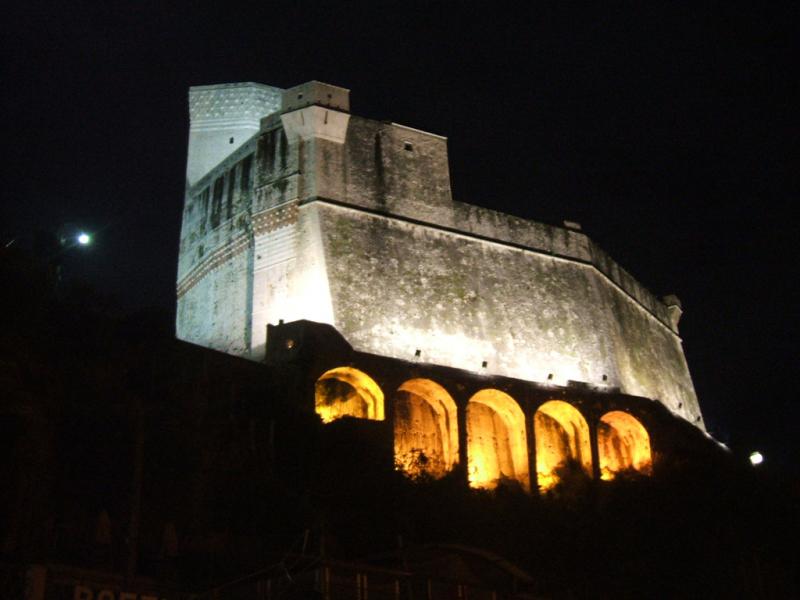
[186,82,282,187]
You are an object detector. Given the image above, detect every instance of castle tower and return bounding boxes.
[177,80,704,428]
[186,83,282,187]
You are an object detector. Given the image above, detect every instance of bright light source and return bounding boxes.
[77,232,91,245]
[749,451,764,466]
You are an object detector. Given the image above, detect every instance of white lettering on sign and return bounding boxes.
[73,585,165,600]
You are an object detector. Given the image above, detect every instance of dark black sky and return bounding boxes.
[3,3,798,470]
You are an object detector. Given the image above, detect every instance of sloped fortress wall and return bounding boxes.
[176,80,703,427]
[317,204,699,422]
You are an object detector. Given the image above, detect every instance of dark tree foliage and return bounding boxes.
[1,247,797,598]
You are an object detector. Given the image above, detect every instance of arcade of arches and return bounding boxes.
[314,368,653,490]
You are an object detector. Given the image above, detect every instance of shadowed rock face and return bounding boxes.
[177,81,704,430]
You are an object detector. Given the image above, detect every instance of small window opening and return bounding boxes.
[414,349,421,358]
[602,374,608,382]
[285,339,295,350]
[298,93,303,100]
[547,373,554,380]
[229,137,234,144]
[404,142,414,152]
[481,360,488,368]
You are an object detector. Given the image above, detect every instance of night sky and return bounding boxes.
[4,4,798,471]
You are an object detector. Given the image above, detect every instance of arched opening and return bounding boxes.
[394,379,459,478]
[598,411,652,480]
[534,400,592,490]
[315,367,385,423]
[467,389,529,490]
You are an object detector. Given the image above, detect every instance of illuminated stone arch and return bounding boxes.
[598,411,652,480]
[315,367,385,423]
[394,378,459,478]
[534,400,592,490]
[467,389,530,490]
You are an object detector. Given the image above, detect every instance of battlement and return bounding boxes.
[281,81,350,113]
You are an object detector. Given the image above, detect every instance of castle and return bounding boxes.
[177,80,705,491]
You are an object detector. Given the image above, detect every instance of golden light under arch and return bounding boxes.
[598,410,652,480]
[534,400,592,490]
[315,367,385,423]
[394,378,459,478]
[466,389,530,490]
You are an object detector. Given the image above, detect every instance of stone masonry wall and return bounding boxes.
[176,81,702,426]
[307,113,674,331]
[334,117,454,222]
[177,140,259,356]
[314,203,701,424]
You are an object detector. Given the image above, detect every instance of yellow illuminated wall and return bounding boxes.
[466,389,529,490]
[598,411,652,480]
[534,400,592,490]
[315,367,385,423]
[393,378,459,478]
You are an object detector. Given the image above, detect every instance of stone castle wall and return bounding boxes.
[313,201,700,423]
[176,81,703,426]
